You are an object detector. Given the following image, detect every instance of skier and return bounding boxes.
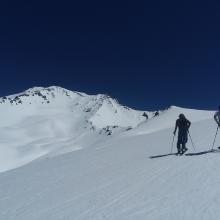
[213,106,220,150]
[154,111,159,117]
[173,114,191,155]
[214,106,220,126]
[143,112,148,120]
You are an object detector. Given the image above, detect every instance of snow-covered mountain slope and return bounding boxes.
[0,86,152,172]
[0,87,219,220]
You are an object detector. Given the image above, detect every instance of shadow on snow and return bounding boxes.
[150,147,220,159]
[185,149,220,156]
[149,153,177,159]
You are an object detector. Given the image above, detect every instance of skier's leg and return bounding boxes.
[179,132,184,154]
[182,131,188,153]
[177,133,181,154]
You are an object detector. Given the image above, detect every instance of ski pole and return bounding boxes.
[188,131,196,152]
[171,134,175,154]
[212,126,219,150]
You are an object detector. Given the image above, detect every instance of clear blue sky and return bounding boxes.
[0,0,220,110]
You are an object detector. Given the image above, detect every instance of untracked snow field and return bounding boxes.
[0,88,220,220]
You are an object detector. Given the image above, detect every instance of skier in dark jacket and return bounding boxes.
[214,106,220,126]
[173,114,191,155]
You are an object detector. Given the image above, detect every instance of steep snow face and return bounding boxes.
[0,86,150,172]
[89,95,148,128]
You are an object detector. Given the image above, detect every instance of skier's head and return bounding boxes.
[179,114,185,119]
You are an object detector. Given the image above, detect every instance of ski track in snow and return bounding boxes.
[0,87,220,219]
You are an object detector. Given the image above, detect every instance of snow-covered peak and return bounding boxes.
[2,86,88,105]
[0,86,151,129]
[25,86,87,97]
[0,86,154,172]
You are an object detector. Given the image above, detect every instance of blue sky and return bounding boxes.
[0,0,220,110]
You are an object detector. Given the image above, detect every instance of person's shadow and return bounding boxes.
[150,147,220,158]
[149,153,177,159]
[185,148,220,156]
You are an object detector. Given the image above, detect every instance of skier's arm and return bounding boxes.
[187,120,191,129]
[214,113,219,125]
[173,121,177,135]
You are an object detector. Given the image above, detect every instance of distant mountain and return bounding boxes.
[0,86,153,172]
[0,86,152,128]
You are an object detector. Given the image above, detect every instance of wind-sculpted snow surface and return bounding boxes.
[0,87,219,220]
